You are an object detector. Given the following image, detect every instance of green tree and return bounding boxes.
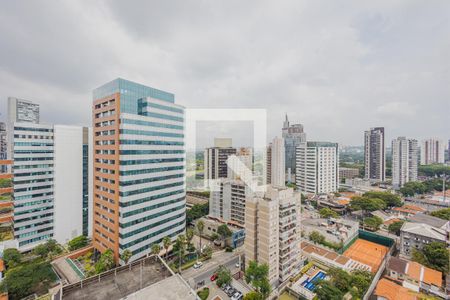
[68,235,89,251]
[3,248,22,268]
[0,261,57,299]
[162,236,171,260]
[363,191,402,207]
[309,231,325,244]
[388,220,405,236]
[243,291,263,300]
[186,228,194,249]
[196,220,204,253]
[186,203,209,224]
[350,270,372,297]
[245,261,271,299]
[202,245,213,258]
[430,208,450,220]
[151,243,161,259]
[32,239,61,259]
[350,196,386,213]
[174,234,186,271]
[328,268,351,292]
[217,224,232,245]
[216,265,232,287]
[315,280,343,300]
[412,242,449,273]
[319,207,339,218]
[95,249,115,273]
[363,216,383,231]
[120,249,132,264]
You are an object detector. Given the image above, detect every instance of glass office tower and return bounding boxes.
[92,78,185,263]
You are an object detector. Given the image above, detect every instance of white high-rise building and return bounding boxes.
[296,142,339,194]
[10,122,92,250]
[420,138,445,165]
[392,137,418,189]
[11,123,55,250]
[364,127,385,182]
[271,137,285,188]
[244,186,301,286]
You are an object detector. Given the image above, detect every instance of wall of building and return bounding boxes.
[53,125,84,245]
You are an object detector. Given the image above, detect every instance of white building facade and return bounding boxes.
[392,137,418,189]
[296,142,339,194]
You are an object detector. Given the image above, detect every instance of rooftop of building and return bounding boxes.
[408,213,448,228]
[197,216,244,230]
[59,255,180,300]
[121,273,197,300]
[387,257,442,287]
[343,239,389,273]
[400,222,446,241]
[93,78,175,103]
[374,278,417,300]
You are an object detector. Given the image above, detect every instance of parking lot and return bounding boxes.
[198,276,250,300]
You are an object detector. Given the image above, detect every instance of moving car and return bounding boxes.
[210,273,218,281]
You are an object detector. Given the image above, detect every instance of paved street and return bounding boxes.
[181,249,243,289]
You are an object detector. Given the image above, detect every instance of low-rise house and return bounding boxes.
[374,278,417,300]
[195,216,245,248]
[392,205,426,218]
[400,222,447,258]
[386,257,445,298]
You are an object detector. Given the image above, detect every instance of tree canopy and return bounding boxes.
[350,196,386,212]
[319,207,339,219]
[430,208,450,220]
[363,216,383,231]
[3,248,22,269]
[186,203,209,224]
[363,191,402,207]
[387,220,405,235]
[400,179,450,197]
[216,265,232,287]
[245,261,271,299]
[0,261,57,300]
[412,242,449,273]
[68,235,89,251]
[95,249,115,274]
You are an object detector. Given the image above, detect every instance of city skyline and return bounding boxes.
[0,1,449,146]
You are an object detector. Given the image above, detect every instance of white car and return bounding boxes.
[231,292,243,300]
[193,261,203,269]
[235,263,240,268]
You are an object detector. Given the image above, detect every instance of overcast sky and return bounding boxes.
[0,1,449,146]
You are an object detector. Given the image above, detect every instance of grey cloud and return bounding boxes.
[0,0,448,146]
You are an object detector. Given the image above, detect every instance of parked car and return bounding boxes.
[235,262,240,268]
[193,261,203,269]
[210,273,218,281]
[227,287,236,297]
[223,285,232,293]
[231,292,243,300]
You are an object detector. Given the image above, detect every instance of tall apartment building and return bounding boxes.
[339,167,360,180]
[282,115,306,181]
[209,179,247,225]
[271,137,285,188]
[266,143,272,185]
[364,127,385,182]
[204,138,237,186]
[296,142,339,194]
[9,122,91,249]
[420,138,445,165]
[0,122,6,173]
[392,137,418,189]
[244,186,301,286]
[92,78,185,263]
